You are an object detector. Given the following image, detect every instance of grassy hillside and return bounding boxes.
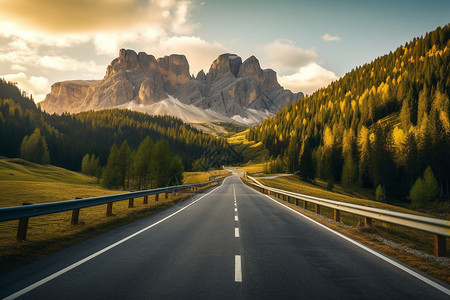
[0,158,121,208]
[227,129,269,163]
[0,158,221,273]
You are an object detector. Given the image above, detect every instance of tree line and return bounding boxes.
[247,24,450,207]
[0,78,242,182]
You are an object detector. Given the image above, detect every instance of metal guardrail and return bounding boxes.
[0,179,219,241]
[0,181,215,222]
[245,175,449,257]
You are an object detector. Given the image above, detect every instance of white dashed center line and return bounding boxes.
[233,185,242,283]
[235,255,242,282]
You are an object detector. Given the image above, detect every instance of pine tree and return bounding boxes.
[81,154,90,175]
[342,153,357,191]
[102,144,119,189]
[20,128,50,164]
[298,138,315,182]
[117,141,132,190]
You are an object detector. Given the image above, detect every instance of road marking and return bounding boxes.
[235,215,238,221]
[234,203,237,207]
[234,207,237,212]
[4,178,231,300]
[235,227,240,237]
[242,179,450,297]
[235,255,242,282]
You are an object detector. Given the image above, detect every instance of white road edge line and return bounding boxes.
[235,255,242,282]
[241,178,450,296]
[4,178,231,300]
[235,228,240,238]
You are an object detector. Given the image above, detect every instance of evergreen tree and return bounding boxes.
[81,154,90,175]
[133,136,154,190]
[342,153,357,191]
[298,138,315,182]
[20,128,50,164]
[102,144,120,189]
[117,141,132,190]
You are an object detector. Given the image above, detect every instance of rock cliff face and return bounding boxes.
[40,49,303,125]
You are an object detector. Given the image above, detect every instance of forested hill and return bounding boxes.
[0,79,241,172]
[247,24,450,204]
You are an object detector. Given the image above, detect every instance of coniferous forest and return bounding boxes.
[247,24,450,206]
[0,79,242,189]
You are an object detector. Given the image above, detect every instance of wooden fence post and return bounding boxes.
[434,235,446,257]
[71,197,82,225]
[106,203,113,216]
[17,203,32,241]
[71,209,80,225]
[128,198,134,208]
[334,209,340,222]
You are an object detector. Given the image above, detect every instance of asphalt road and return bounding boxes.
[1,176,449,299]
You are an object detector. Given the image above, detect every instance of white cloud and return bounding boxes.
[262,39,317,73]
[1,72,49,102]
[11,64,26,71]
[171,1,198,35]
[278,63,339,95]
[39,56,103,74]
[321,33,341,42]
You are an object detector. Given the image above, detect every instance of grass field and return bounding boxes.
[227,129,269,164]
[183,169,229,184]
[245,175,450,283]
[0,158,222,273]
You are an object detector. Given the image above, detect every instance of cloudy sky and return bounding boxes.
[0,0,448,102]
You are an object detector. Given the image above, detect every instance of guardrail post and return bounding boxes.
[315,204,320,214]
[364,217,372,229]
[17,203,32,241]
[165,192,168,199]
[294,198,298,206]
[128,198,134,208]
[143,195,148,204]
[155,194,159,202]
[106,203,113,216]
[71,209,80,225]
[434,235,446,257]
[334,209,340,222]
[303,201,308,209]
[71,197,82,225]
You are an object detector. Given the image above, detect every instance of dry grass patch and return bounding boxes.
[183,169,229,184]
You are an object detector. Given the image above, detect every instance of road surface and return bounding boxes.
[1,176,449,299]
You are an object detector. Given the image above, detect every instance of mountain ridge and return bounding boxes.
[40,50,303,126]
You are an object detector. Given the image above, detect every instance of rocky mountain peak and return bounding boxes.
[238,55,264,82]
[40,50,303,127]
[207,53,242,81]
[156,54,191,90]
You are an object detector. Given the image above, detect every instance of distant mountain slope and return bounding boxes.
[0,80,242,171]
[40,50,303,126]
[247,24,450,203]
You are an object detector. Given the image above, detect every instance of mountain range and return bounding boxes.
[40,50,303,128]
